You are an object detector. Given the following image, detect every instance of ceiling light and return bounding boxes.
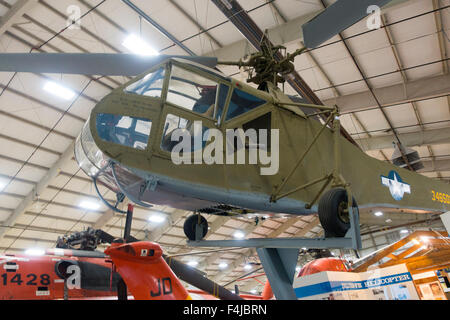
[43,81,75,100]
[24,248,45,256]
[244,264,252,270]
[187,260,198,267]
[148,214,166,223]
[374,211,383,217]
[400,229,409,234]
[233,231,245,239]
[385,218,392,223]
[79,200,101,211]
[218,262,228,269]
[122,34,159,56]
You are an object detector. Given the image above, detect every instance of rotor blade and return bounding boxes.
[0,53,218,76]
[302,0,393,48]
[164,255,244,300]
[45,248,107,259]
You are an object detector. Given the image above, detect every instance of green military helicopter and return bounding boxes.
[1,0,448,241]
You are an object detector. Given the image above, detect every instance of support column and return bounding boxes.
[256,248,299,300]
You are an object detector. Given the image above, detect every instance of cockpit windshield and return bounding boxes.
[167,65,225,119]
[125,67,165,98]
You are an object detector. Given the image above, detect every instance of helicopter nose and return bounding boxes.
[74,118,109,178]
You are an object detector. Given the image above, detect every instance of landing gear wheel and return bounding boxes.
[318,188,358,238]
[183,214,208,241]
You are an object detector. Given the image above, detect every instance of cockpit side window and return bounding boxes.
[226,88,266,121]
[161,113,208,153]
[96,113,152,150]
[167,65,219,118]
[125,67,165,98]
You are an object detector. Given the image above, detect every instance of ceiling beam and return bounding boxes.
[0,0,38,37]
[206,0,416,63]
[323,74,450,114]
[121,0,195,56]
[0,142,75,241]
[433,0,448,74]
[355,127,450,150]
[420,159,450,173]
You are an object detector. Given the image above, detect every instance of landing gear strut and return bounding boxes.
[183,214,208,241]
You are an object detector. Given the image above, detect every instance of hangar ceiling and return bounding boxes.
[0,0,448,293]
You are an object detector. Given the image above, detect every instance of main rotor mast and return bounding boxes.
[218,40,306,88]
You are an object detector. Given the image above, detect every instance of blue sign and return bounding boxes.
[295,272,412,298]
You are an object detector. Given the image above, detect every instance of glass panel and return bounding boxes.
[161,113,208,152]
[226,88,266,120]
[214,83,229,122]
[125,67,165,97]
[96,113,152,150]
[167,65,218,117]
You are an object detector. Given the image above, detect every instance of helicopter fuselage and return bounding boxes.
[75,59,450,218]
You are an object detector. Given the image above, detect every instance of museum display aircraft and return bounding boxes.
[0,0,448,242]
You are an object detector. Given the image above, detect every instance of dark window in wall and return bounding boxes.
[242,112,272,152]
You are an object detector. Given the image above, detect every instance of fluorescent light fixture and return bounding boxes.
[385,218,392,223]
[122,34,159,56]
[44,81,75,100]
[218,262,228,269]
[148,214,166,223]
[374,211,383,217]
[244,264,252,270]
[187,260,198,267]
[24,248,45,256]
[233,231,245,239]
[79,200,101,211]
[400,229,409,234]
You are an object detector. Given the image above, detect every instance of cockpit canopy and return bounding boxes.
[75,58,271,203]
[123,58,268,122]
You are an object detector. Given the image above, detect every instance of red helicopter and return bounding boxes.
[0,205,261,300]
